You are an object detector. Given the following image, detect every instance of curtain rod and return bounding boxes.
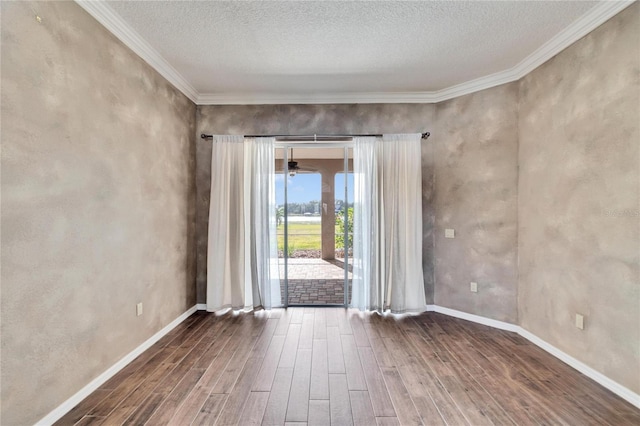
[200,132,430,141]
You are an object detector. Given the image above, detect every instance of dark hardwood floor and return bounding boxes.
[55,308,640,425]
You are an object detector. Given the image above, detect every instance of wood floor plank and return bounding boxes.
[95,314,204,393]
[100,361,177,424]
[381,366,423,426]
[407,356,487,423]
[454,318,577,424]
[429,322,517,425]
[211,319,266,394]
[509,338,633,424]
[325,308,339,327]
[337,309,353,335]
[327,326,346,374]
[121,392,166,426]
[216,355,264,425]
[279,323,302,369]
[341,334,367,391]
[363,317,396,369]
[308,400,331,426]
[396,354,460,425]
[395,319,493,426]
[313,308,327,340]
[275,308,293,335]
[357,346,396,417]
[166,315,257,424]
[262,368,294,425]
[192,316,240,369]
[286,348,313,422]
[290,308,305,324]
[349,391,376,426]
[253,334,286,391]
[74,416,105,426]
[53,389,110,426]
[191,394,227,426]
[60,311,640,426]
[446,318,578,425]
[87,346,181,417]
[237,391,270,426]
[310,339,329,400]
[142,368,205,425]
[149,324,228,402]
[268,309,283,319]
[442,325,559,425]
[140,323,240,425]
[350,314,370,347]
[375,417,400,426]
[373,315,397,339]
[329,374,353,426]
[250,318,280,358]
[379,322,454,426]
[298,313,315,350]
[117,317,232,424]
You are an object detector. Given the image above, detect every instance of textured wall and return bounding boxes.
[518,4,640,394]
[3,2,635,424]
[433,84,520,322]
[1,2,197,424]
[196,104,436,304]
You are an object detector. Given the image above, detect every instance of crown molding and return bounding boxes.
[76,0,632,106]
[74,0,198,103]
[510,0,634,80]
[197,0,633,105]
[196,91,441,105]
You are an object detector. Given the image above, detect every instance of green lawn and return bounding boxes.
[277,222,322,251]
[277,221,349,252]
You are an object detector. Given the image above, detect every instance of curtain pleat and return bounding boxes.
[352,134,426,313]
[207,133,423,314]
[206,136,280,312]
[246,138,281,310]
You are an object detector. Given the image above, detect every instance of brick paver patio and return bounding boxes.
[279,258,352,305]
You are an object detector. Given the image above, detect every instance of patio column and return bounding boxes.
[321,171,336,260]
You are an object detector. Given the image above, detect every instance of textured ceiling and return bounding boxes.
[104,0,601,98]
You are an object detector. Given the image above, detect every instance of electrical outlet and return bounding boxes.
[575,314,584,330]
[445,229,455,239]
[470,282,478,293]
[136,302,143,317]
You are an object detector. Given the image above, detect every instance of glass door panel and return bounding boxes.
[276,145,352,307]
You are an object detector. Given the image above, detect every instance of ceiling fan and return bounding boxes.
[287,148,299,177]
[287,148,319,176]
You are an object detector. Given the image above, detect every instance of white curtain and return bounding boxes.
[206,136,281,312]
[352,134,426,313]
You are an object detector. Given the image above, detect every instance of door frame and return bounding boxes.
[274,142,353,308]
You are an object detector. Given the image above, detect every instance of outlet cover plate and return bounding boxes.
[575,313,584,329]
[445,229,455,239]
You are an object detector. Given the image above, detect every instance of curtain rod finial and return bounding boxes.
[421,132,430,139]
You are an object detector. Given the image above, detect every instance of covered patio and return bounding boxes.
[279,258,352,305]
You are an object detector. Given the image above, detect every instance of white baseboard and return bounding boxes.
[37,302,639,424]
[37,305,198,425]
[426,304,520,332]
[517,327,640,409]
[426,304,640,409]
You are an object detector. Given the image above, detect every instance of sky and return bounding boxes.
[275,172,353,205]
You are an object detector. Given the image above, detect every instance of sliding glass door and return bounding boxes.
[275,144,353,307]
